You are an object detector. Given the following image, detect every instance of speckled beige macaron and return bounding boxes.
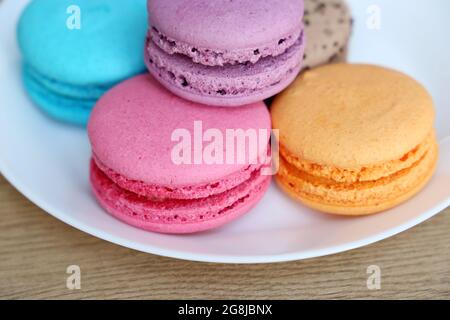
[303,0,352,69]
[272,64,438,216]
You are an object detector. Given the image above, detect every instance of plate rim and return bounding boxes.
[2,0,450,264]
[2,136,450,264]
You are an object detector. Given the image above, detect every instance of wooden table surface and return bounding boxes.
[0,175,449,300]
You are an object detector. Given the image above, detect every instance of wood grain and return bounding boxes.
[0,175,449,300]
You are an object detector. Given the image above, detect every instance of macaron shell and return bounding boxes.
[88,74,271,187]
[145,33,305,106]
[280,131,435,183]
[18,0,147,86]
[149,23,303,67]
[146,66,301,107]
[23,68,93,125]
[303,0,352,69]
[91,160,271,234]
[94,153,265,200]
[148,0,303,51]
[272,64,435,168]
[24,65,110,101]
[276,140,438,215]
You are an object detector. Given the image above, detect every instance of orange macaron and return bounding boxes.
[271,64,438,216]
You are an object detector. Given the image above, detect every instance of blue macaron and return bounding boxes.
[17,0,148,125]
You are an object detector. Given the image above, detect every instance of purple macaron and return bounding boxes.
[145,0,305,106]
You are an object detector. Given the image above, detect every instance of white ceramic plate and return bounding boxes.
[1,0,449,264]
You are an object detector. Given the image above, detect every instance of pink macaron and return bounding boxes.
[145,0,305,106]
[88,74,272,234]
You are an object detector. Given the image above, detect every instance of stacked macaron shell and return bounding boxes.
[145,0,305,106]
[17,0,148,125]
[272,64,438,215]
[89,75,272,234]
